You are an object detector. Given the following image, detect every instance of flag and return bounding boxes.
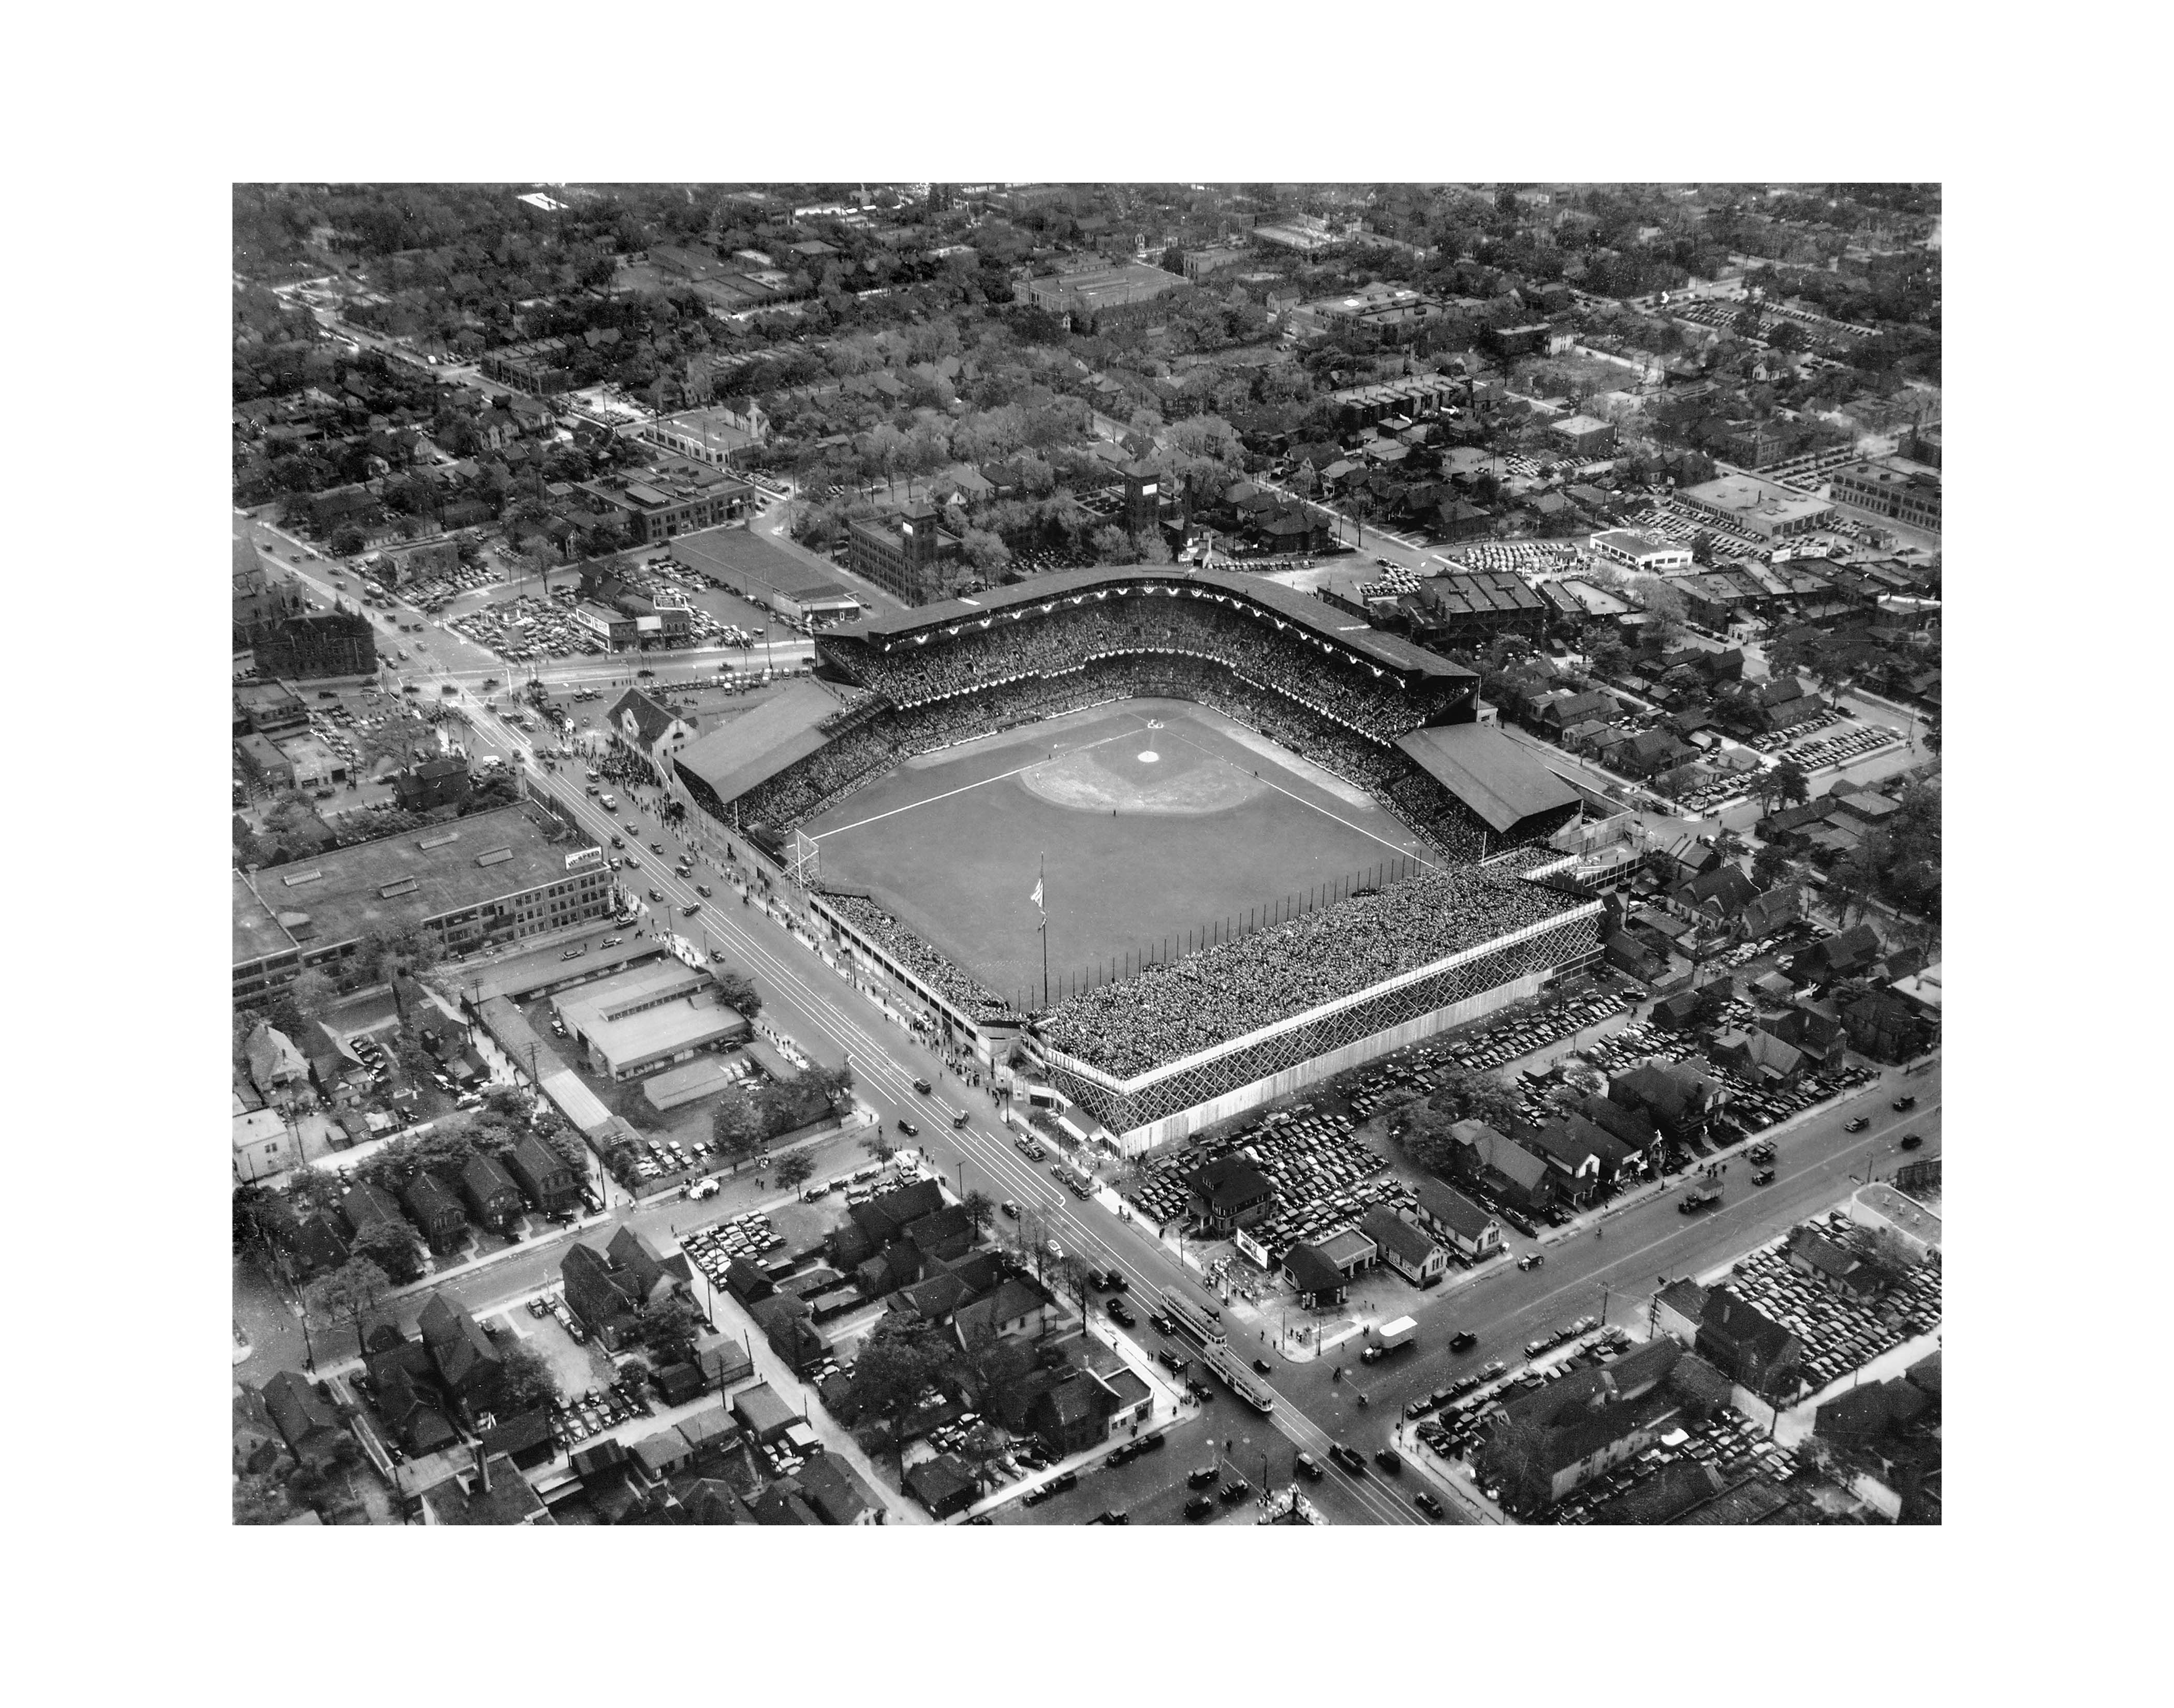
[1029,877,1044,911]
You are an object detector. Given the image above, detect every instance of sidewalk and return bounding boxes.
[384,1209,614,1301]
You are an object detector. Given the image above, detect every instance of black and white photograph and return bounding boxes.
[225,176,1944,1531]
[31,11,2158,1702]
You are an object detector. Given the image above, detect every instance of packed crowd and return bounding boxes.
[732,651,1521,881]
[1036,864,1578,1079]
[819,892,1010,1018]
[821,593,1466,743]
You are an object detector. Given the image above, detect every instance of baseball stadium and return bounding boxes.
[671,566,1603,1152]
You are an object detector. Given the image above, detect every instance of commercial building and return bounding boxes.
[638,402,771,469]
[1676,475,1835,542]
[1181,246,1249,284]
[1548,414,1617,458]
[1828,458,1940,534]
[1287,284,1439,342]
[232,806,611,1007]
[578,468,754,545]
[574,602,639,649]
[845,502,945,603]
[551,961,751,1081]
[1589,529,1693,573]
[1022,261,1182,330]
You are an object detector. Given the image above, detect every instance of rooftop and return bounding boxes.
[234,806,596,966]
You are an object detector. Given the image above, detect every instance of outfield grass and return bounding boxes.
[804,700,1432,1007]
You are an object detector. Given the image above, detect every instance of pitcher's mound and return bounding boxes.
[1020,745,1259,815]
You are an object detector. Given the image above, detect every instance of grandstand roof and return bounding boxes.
[1394,724,1582,835]
[671,679,843,809]
[828,566,1473,684]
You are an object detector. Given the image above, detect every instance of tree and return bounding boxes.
[497,1340,562,1413]
[861,1130,897,1165]
[233,1471,297,1525]
[1433,1068,1525,1135]
[848,1316,952,1469]
[302,1256,392,1366]
[1089,524,1138,565]
[285,1168,343,1220]
[1752,846,1794,891]
[961,1189,996,1238]
[285,969,339,1032]
[349,1220,420,1284]
[1764,758,1811,813]
[775,1151,817,1191]
[711,1084,767,1173]
[634,1295,703,1364]
[713,969,763,1019]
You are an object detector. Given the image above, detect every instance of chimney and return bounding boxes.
[474,1438,491,1495]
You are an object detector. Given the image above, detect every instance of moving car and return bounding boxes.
[1517,1253,1545,1271]
[1186,1465,1220,1489]
[1293,1451,1325,1482]
[1252,1358,1274,1377]
[1899,1133,1924,1150]
[1414,1490,1444,1518]
[897,1118,918,1137]
[913,1078,933,1094]
[1844,1116,1870,1132]
[1000,1200,1021,1219]
[561,946,584,960]
[1449,1331,1478,1353]
[1106,1300,1136,1328]
[1328,1444,1368,1476]
[1892,1095,1917,1111]
[1752,1168,1775,1186]
[1374,1447,1404,1474]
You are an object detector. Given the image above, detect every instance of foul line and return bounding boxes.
[1151,718,1435,868]
[810,727,1141,841]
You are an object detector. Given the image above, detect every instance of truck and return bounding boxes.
[1679,1186,1721,1215]
[1360,1315,1418,1363]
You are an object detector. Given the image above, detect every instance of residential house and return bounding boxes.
[1736,883,1801,944]
[245,1023,310,1100]
[1407,1178,1503,1261]
[952,1275,1052,1349]
[1765,1004,1848,1070]
[1185,1154,1276,1233]
[1786,1228,1887,1302]
[261,1369,345,1469]
[418,1293,505,1410]
[460,1155,525,1232]
[1521,1115,1636,1200]
[506,1130,578,1208]
[1839,988,1934,1063]
[1450,1120,1556,1211]
[418,1452,553,1525]
[1607,1062,1725,1144]
[748,1292,829,1375]
[260,1196,351,1279]
[904,1453,978,1519]
[1358,1205,1448,1287]
[1695,1288,1803,1398]
[369,1342,460,1455]
[1792,923,1884,984]
[338,1182,410,1244]
[233,1386,292,1477]
[797,1454,887,1525]
[1712,1027,1806,1088]
[1653,1279,1710,1347]
[1478,1338,1684,1507]
[1669,862,1759,928]
[400,1172,468,1256]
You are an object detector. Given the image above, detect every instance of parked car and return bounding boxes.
[1415,1490,1444,1518]
[1000,1200,1021,1219]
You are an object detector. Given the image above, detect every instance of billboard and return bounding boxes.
[565,845,605,872]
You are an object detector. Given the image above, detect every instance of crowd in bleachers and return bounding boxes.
[1036,864,1577,1079]
[821,893,1008,1018]
[821,594,1465,744]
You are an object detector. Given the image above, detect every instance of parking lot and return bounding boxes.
[1120,1108,1412,1275]
[1723,1215,1943,1391]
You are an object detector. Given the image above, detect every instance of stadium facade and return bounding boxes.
[1029,889,1602,1152]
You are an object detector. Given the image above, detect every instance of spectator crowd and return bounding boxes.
[1036,864,1578,1079]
